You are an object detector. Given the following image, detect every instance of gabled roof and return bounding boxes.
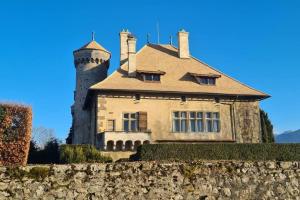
[74,40,110,54]
[90,44,269,99]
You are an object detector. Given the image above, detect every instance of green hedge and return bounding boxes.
[60,145,112,163]
[132,143,300,161]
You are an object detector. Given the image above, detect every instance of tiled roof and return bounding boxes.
[90,44,269,98]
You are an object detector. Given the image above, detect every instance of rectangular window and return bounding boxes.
[107,120,115,131]
[173,112,180,132]
[180,112,188,132]
[205,112,220,132]
[196,112,204,132]
[189,112,204,132]
[144,74,161,82]
[123,113,138,132]
[172,111,219,133]
[197,77,216,85]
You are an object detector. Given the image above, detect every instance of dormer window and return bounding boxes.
[189,72,221,86]
[197,77,216,85]
[137,70,166,82]
[145,74,160,81]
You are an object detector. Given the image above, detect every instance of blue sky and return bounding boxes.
[0,0,299,140]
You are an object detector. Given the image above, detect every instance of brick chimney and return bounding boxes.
[178,29,190,58]
[127,35,137,77]
[120,29,130,65]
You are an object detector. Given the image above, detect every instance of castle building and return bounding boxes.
[71,29,270,152]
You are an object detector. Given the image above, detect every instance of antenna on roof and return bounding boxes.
[92,31,95,41]
[156,22,160,44]
[169,35,173,45]
[147,33,150,44]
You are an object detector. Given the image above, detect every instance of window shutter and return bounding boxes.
[138,112,147,132]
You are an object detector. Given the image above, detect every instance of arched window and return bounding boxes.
[116,140,123,151]
[106,141,114,151]
[143,140,150,145]
[134,140,141,150]
[125,140,133,151]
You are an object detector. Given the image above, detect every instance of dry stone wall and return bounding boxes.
[0,160,299,200]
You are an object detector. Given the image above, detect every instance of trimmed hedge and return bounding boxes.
[0,103,32,166]
[132,143,300,161]
[60,144,112,163]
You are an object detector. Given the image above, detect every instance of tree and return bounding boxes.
[260,109,274,143]
[32,127,55,149]
[65,126,73,144]
[27,138,61,164]
[42,138,60,163]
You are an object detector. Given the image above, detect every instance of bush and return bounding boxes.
[132,143,300,161]
[60,145,112,163]
[0,103,32,166]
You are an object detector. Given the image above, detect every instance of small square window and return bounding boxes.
[135,94,141,100]
[124,113,129,119]
[173,112,179,118]
[181,96,186,102]
[130,113,136,119]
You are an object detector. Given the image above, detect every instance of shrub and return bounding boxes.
[0,103,32,166]
[5,166,50,180]
[132,143,300,161]
[28,167,50,180]
[60,145,112,163]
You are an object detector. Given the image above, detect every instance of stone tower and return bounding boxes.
[71,35,110,144]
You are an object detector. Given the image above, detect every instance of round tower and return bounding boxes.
[72,35,111,144]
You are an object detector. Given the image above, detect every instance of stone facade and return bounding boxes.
[0,161,299,199]
[71,29,269,150]
[95,93,261,150]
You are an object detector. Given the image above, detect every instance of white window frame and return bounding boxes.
[172,111,220,133]
[123,112,138,132]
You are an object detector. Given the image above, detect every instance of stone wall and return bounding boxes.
[0,160,299,199]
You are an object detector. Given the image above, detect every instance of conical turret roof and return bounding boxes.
[74,40,110,54]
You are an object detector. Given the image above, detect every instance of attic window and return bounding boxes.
[189,73,221,86]
[137,70,166,82]
[197,77,216,85]
[145,74,160,81]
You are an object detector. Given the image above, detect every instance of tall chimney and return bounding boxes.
[127,35,137,77]
[120,29,130,65]
[178,29,190,58]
